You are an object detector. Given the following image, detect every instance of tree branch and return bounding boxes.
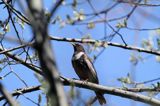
[27,0,68,106]
[62,78,160,106]
[49,36,160,56]
[1,78,160,105]
[0,82,18,106]
[0,46,43,75]
[0,36,159,105]
[1,35,160,56]
[0,85,40,101]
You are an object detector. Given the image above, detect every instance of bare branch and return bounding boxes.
[0,35,159,61]
[0,82,18,106]
[1,78,160,105]
[49,36,160,56]
[0,43,32,55]
[0,85,40,101]
[49,0,63,22]
[0,46,43,75]
[117,0,160,7]
[62,78,160,106]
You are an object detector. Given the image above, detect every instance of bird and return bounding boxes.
[71,43,106,105]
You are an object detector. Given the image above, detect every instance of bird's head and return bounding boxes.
[71,43,85,52]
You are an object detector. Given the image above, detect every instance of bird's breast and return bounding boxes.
[72,52,84,60]
[72,58,89,80]
[72,52,99,83]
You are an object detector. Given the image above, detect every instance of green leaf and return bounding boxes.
[69,85,75,99]
[0,32,4,35]
[81,33,92,40]
[66,15,74,25]
[156,56,160,62]
[129,53,138,65]
[34,73,49,94]
[19,20,25,29]
[45,11,51,19]
[73,10,85,21]
[141,39,153,50]
[3,23,10,32]
[155,29,160,36]
[117,73,132,84]
[87,22,95,29]
[116,19,127,28]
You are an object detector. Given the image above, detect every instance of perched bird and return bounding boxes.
[71,43,106,105]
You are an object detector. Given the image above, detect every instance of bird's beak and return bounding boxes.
[70,42,75,46]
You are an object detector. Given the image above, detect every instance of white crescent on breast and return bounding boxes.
[73,52,85,60]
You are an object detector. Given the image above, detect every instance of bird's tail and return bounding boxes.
[95,92,106,105]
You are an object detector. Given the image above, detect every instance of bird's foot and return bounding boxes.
[82,79,89,84]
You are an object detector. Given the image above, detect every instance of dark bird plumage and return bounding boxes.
[71,43,106,105]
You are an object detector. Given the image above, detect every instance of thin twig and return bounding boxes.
[0,82,18,106]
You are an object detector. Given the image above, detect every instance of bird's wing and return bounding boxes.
[82,54,99,83]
